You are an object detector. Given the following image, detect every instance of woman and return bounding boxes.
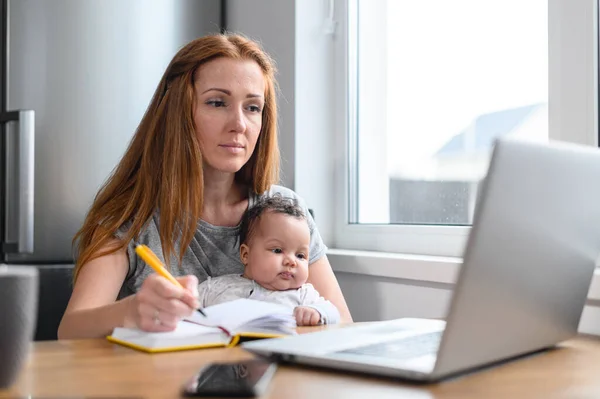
[58,33,352,339]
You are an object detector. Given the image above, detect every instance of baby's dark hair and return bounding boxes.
[240,194,306,245]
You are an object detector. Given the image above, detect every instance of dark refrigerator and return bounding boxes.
[0,0,222,339]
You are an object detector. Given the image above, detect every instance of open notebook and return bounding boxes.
[107,298,296,353]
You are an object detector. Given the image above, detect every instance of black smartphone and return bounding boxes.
[181,358,277,397]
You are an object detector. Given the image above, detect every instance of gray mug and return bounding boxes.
[0,266,38,389]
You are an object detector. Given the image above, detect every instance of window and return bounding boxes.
[332,0,597,256]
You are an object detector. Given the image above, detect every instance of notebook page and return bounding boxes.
[186,298,294,333]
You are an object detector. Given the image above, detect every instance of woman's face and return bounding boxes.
[193,57,266,175]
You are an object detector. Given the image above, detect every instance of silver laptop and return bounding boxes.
[243,137,600,382]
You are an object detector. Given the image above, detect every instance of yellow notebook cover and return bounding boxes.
[107,299,295,353]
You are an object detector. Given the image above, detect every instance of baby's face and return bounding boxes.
[240,211,310,291]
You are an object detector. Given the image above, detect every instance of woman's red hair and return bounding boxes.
[72,33,280,281]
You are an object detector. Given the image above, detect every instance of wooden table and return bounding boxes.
[2,332,600,398]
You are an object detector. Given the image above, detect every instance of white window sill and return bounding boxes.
[327,248,600,300]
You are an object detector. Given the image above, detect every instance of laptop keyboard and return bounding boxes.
[334,331,443,361]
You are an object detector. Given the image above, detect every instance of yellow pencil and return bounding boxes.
[135,244,206,316]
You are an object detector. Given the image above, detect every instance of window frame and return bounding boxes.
[331,0,598,257]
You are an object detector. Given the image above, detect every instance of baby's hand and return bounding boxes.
[294,306,321,326]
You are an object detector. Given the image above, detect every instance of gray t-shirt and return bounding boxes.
[197,274,340,324]
[115,185,327,300]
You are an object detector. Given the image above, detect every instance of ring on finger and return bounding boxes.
[153,309,161,326]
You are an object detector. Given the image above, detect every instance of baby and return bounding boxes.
[196,195,340,326]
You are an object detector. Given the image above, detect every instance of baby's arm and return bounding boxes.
[297,284,341,325]
[196,278,212,309]
[196,275,248,308]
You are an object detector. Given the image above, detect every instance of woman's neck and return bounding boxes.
[201,168,248,226]
[202,171,239,206]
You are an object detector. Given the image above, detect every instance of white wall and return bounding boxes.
[226,0,296,189]
[294,0,336,243]
[336,272,453,321]
[227,0,336,243]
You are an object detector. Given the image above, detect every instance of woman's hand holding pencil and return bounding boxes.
[122,244,204,332]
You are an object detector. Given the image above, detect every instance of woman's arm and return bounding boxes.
[58,241,200,339]
[58,245,132,339]
[306,255,353,323]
